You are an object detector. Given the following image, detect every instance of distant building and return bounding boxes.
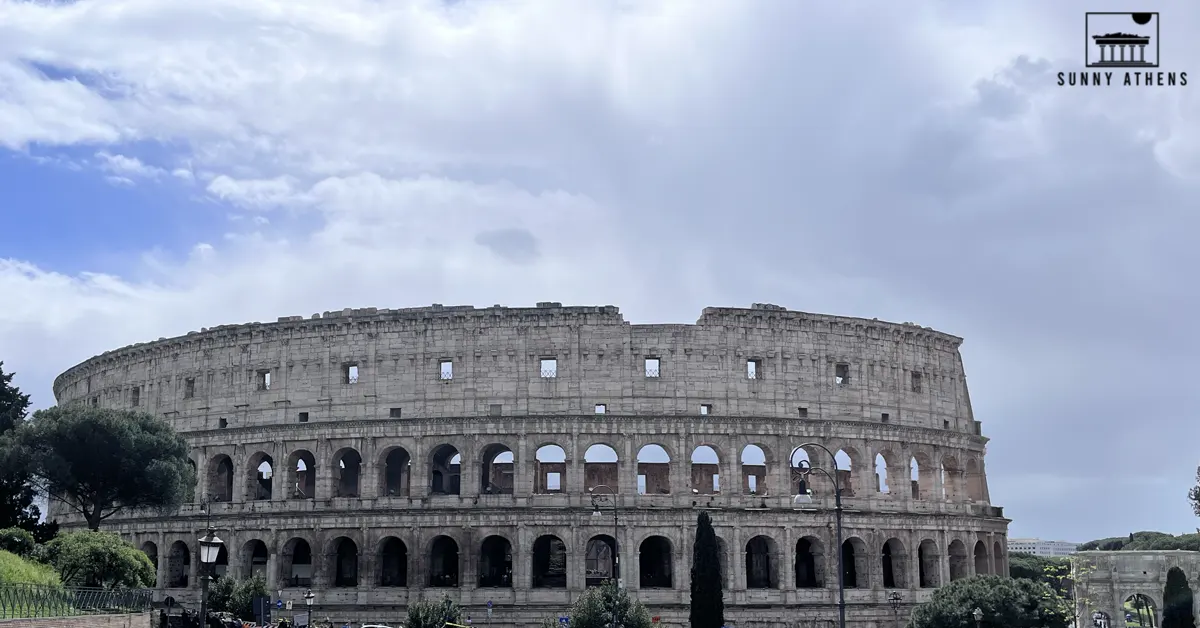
[1010,538,1078,557]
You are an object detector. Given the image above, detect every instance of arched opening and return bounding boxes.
[140,542,158,586]
[532,535,567,588]
[917,539,940,588]
[247,453,273,500]
[380,447,411,497]
[841,537,868,589]
[213,546,229,580]
[207,455,234,502]
[638,536,673,588]
[240,540,269,579]
[331,537,359,587]
[874,453,889,493]
[479,536,513,587]
[585,535,616,587]
[167,541,189,588]
[429,445,461,495]
[947,540,969,582]
[834,449,855,497]
[940,456,962,501]
[584,444,618,492]
[909,456,921,499]
[993,540,1005,575]
[881,538,907,588]
[480,444,514,494]
[282,538,313,587]
[636,444,670,495]
[1125,594,1159,628]
[691,446,720,495]
[744,535,778,589]
[795,537,823,588]
[789,447,812,496]
[535,444,566,493]
[334,449,362,498]
[429,536,460,587]
[1164,566,1194,628]
[741,445,768,495]
[973,540,989,575]
[286,450,316,499]
[378,538,408,587]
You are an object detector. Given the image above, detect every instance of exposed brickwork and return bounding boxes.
[50,303,1009,628]
[0,613,153,628]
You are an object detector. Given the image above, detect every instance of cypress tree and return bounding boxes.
[1163,567,1196,628]
[690,511,724,628]
[0,362,57,542]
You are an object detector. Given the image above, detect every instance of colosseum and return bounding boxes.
[50,302,1009,628]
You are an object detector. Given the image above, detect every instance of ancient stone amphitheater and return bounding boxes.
[50,303,1009,628]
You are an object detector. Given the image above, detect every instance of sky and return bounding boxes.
[1,0,1199,544]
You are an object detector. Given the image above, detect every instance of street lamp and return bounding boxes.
[973,607,983,628]
[304,589,315,624]
[197,528,224,624]
[887,591,903,628]
[791,443,846,628]
[589,485,620,628]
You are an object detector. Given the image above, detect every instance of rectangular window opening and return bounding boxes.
[546,472,561,491]
[184,378,195,399]
[943,419,950,429]
[595,404,607,414]
[540,358,558,378]
[90,397,98,407]
[256,370,272,391]
[439,360,454,380]
[644,357,661,378]
[131,387,140,407]
[747,359,762,380]
[911,371,923,393]
[798,407,809,419]
[881,412,890,423]
[700,403,712,415]
[344,364,359,385]
[489,404,502,417]
[218,418,228,429]
[389,407,403,418]
[298,412,309,423]
[637,474,647,495]
[835,363,850,386]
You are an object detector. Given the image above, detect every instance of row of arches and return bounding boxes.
[197,442,987,503]
[140,533,1002,592]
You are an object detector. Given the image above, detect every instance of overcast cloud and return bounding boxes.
[1,0,1198,542]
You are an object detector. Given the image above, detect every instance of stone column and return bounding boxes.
[156,536,168,589]
[267,551,279,591]
[360,462,377,499]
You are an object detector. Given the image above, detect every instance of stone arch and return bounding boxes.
[715,536,730,588]
[691,445,721,495]
[327,536,359,587]
[246,452,274,501]
[940,455,962,501]
[213,545,229,580]
[973,540,989,575]
[240,539,269,580]
[1125,593,1159,628]
[911,451,934,500]
[740,444,769,495]
[882,538,908,588]
[584,443,619,492]
[947,539,969,581]
[875,448,901,494]
[333,448,363,498]
[285,450,317,499]
[479,535,513,587]
[207,454,234,502]
[795,536,824,588]
[917,539,940,587]
[429,535,460,587]
[841,536,869,589]
[993,540,1006,575]
[965,458,985,501]
[585,534,617,587]
[378,537,408,587]
[479,443,514,495]
[789,447,813,496]
[638,535,673,589]
[140,541,158,571]
[833,447,857,497]
[281,537,314,587]
[532,535,567,588]
[636,444,671,495]
[534,444,566,494]
[166,540,190,588]
[745,535,779,589]
[429,444,462,496]
[378,446,412,497]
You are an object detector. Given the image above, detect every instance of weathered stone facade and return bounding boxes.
[51,303,1009,628]
[1073,551,1200,628]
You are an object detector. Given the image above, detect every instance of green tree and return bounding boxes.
[0,527,35,557]
[406,595,463,628]
[0,406,195,530]
[43,531,155,588]
[1163,567,1196,628]
[208,575,269,620]
[565,580,652,628]
[908,574,1071,628]
[690,511,724,628]
[0,363,58,543]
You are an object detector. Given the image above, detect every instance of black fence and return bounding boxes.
[0,582,153,619]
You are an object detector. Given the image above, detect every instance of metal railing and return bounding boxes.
[0,582,153,619]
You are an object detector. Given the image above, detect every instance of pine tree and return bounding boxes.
[1163,567,1197,628]
[0,362,57,542]
[690,511,724,628]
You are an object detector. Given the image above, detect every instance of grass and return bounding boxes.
[0,550,59,586]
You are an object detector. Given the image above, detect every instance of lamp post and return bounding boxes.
[973,607,983,628]
[887,591,903,628]
[197,528,224,625]
[589,485,620,628]
[304,589,314,625]
[791,443,846,628]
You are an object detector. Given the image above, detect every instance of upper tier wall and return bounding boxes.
[53,303,975,433]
